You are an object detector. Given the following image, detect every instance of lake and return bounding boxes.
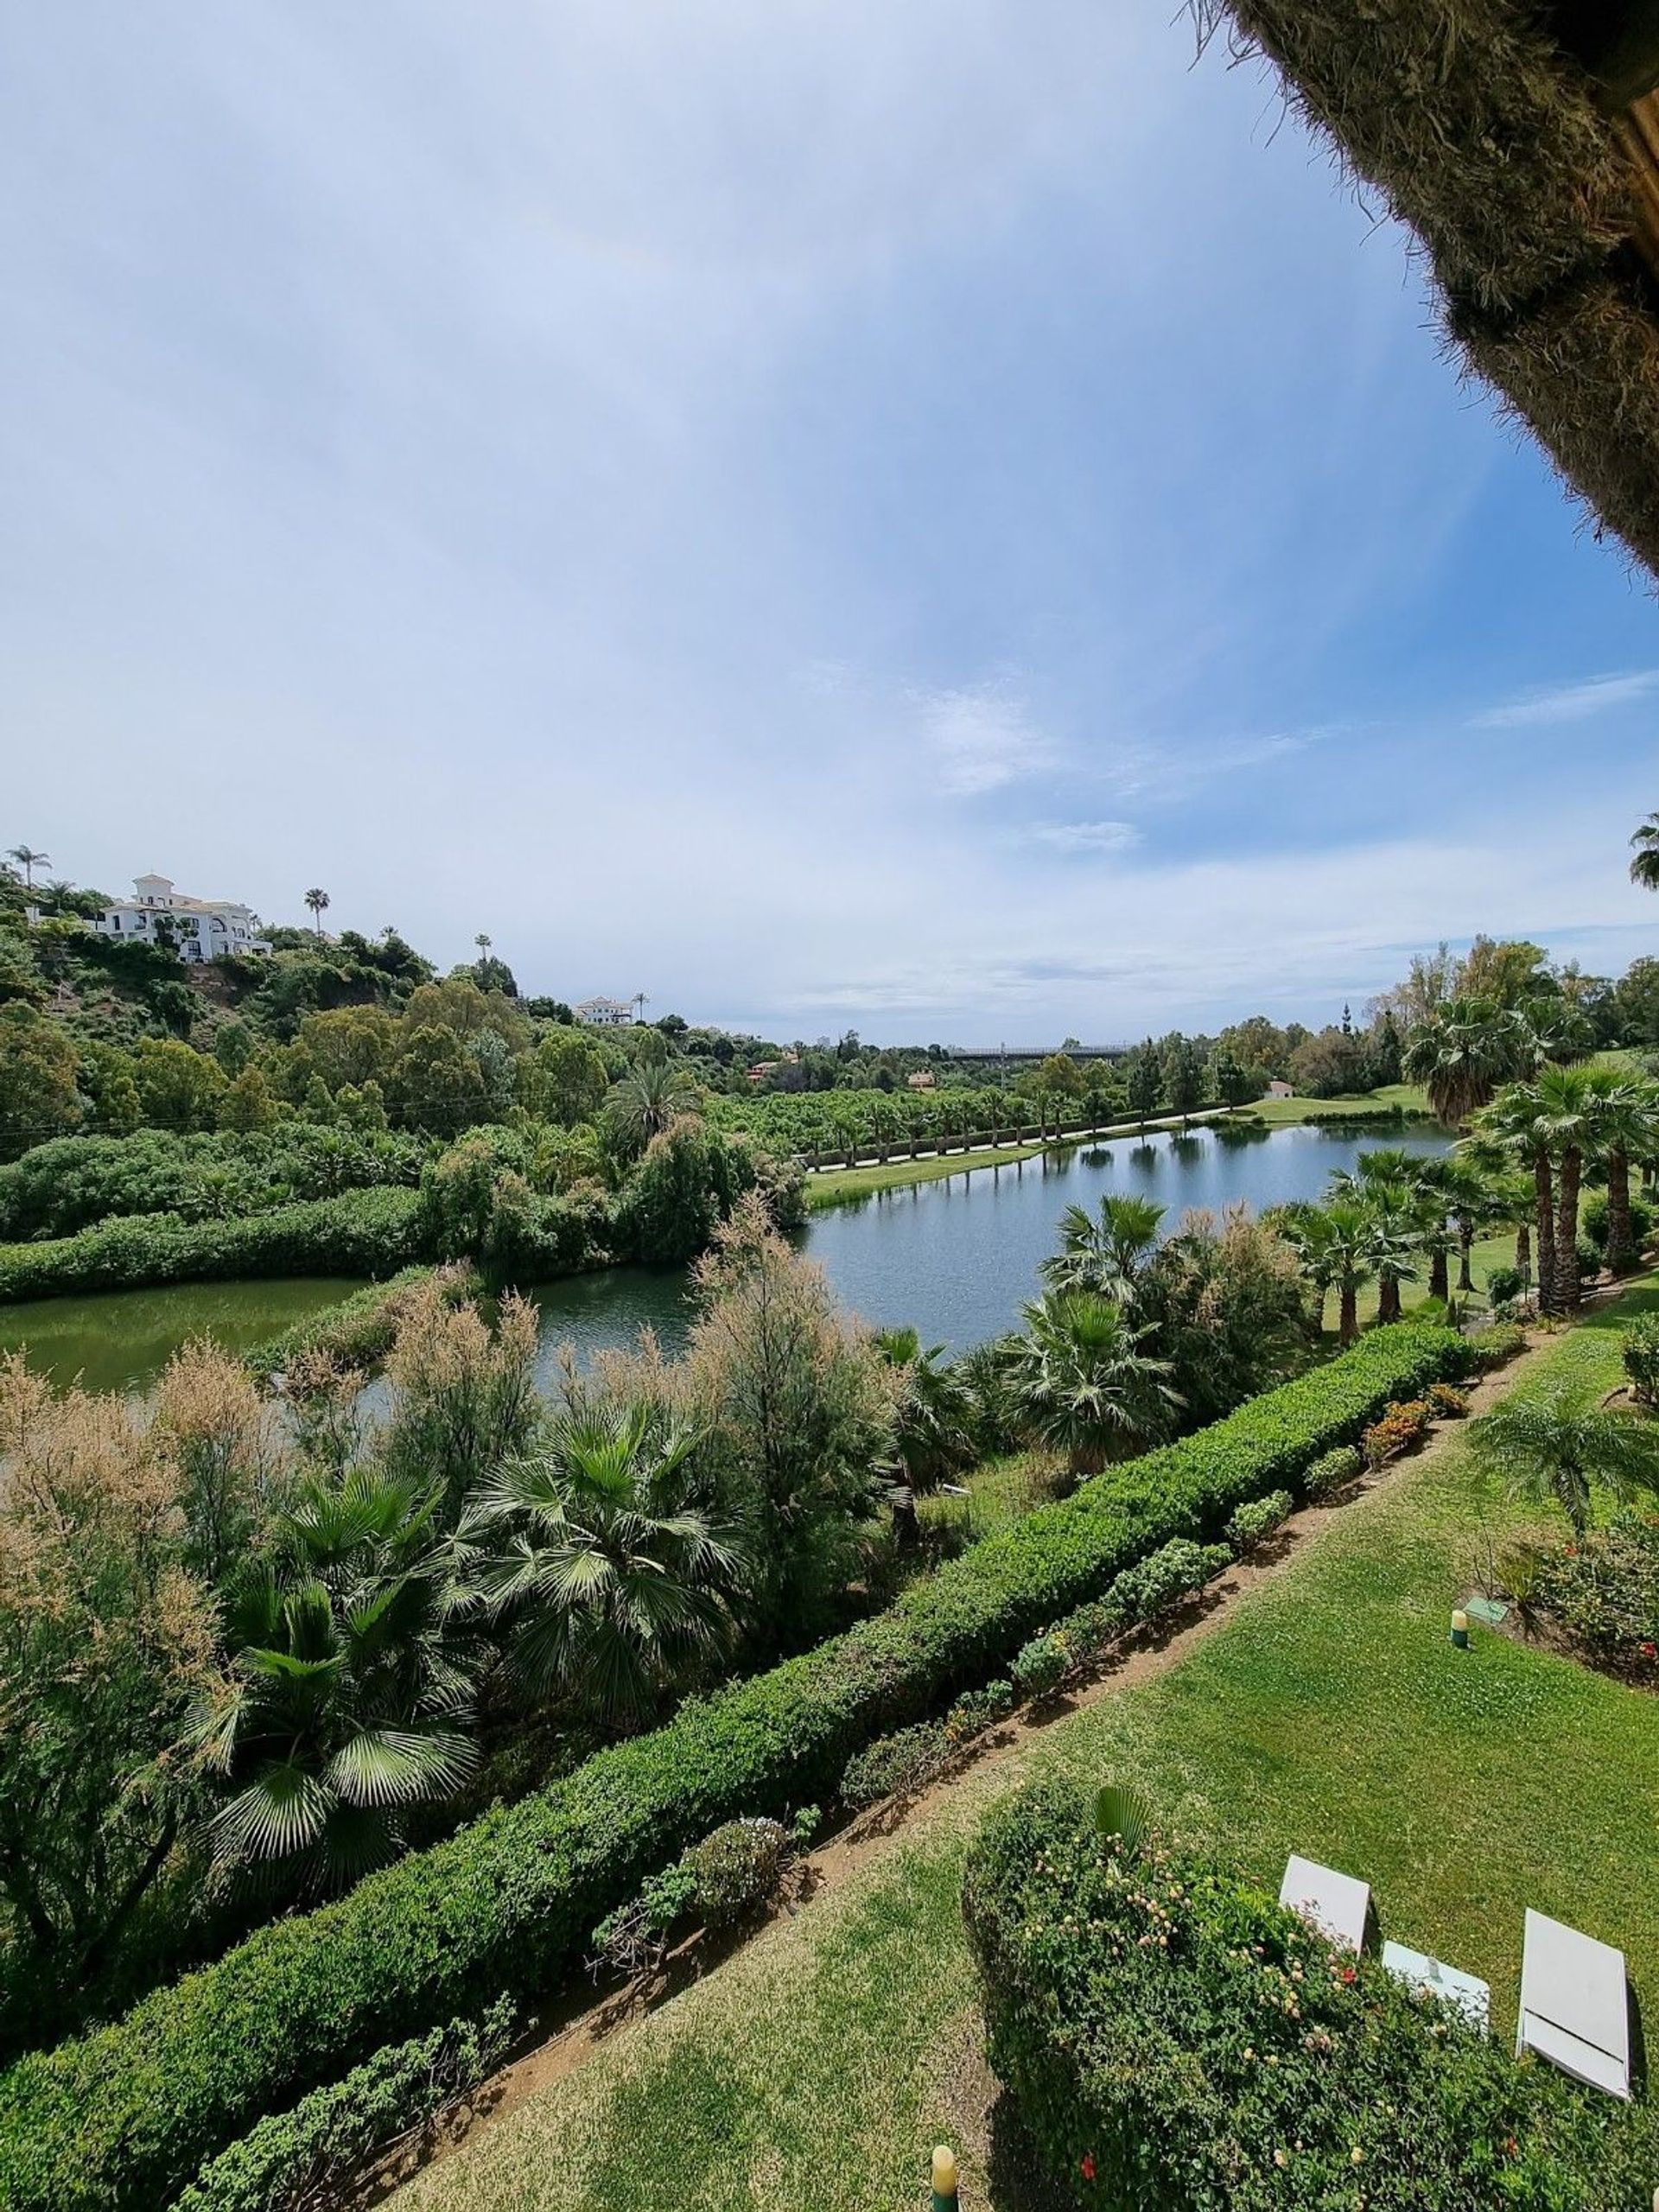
[524,1121,1449,1375]
[0,1124,1447,1393]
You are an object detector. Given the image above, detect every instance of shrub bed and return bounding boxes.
[0,1323,1460,2212]
[1533,1515,1659,1674]
[0,1187,426,1304]
[963,1781,1659,2210]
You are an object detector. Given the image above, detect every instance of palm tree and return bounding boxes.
[602,1058,700,1154]
[1286,1198,1375,1343]
[874,1328,976,1491]
[191,1468,480,1891]
[474,932,493,976]
[1467,1388,1659,1540]
[1473,1067,1599,1316]
[472,1402,740,1726]
[1402,997,1522,1128]
[1325,1151,1425,1321]
[1006,1291,1180,1478]
[1630,812,1659,891]
[1583,1070,1659,1277]
[303,887,331,939]
[1041,1194,1166,1301]
[6,844,49,889]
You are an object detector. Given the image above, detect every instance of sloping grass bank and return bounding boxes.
[391,1293,1659,2212]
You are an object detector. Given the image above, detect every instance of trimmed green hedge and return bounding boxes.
[963,1780,1657,2209]
[0,1187,424,1304]
[0,1323,1461,2212]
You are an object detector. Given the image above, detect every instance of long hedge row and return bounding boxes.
[0,1323,1463,2212]
[0,1187,425,1303]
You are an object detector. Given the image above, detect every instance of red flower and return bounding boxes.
[1338,1963,1357,1985]
[1641,1643,1656,1660]
[1080,2152,1097,2183]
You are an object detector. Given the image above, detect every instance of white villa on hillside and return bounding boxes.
[576,995,635,1026]
[92,874,271,963]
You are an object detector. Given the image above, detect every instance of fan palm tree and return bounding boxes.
[602,1058,700,1155]
[471,1402,741,1726]
[1285,1198,1375,1344]
[6,844,49,889]
[1041,1194,1166,1301]
[303,887,331,939]
[1006,1291,1180,1478]
[1325,1151,1426,1321]
[1583,1070,1659,1276]
[874,1327,976,1491]
[1630,812,1659,891]
[190,1469,480,1891]
[1402,997,1523,1128]
[1472,1067,1600,1316]
[1467,1388,1659,1540]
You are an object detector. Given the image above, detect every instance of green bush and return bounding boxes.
[0,1323,1460,2212]
[241,1264,473,1379]
[0,1186,425,1304]
[1467,1320,1528,1371]
[1622,1315,1659,1408]
[1226,1487,1293,1551]
[170,2000,514,2212]
[839,1721,953,1810]
[686,1816,795,1930]
[1485,1264,1524,1306]
[963,1781,1659,2211]
[1303,1443,1362,1498]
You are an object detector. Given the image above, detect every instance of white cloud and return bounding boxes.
[1022,819,1140,855]
[918,683,1058,796]
[1469,671,1659,729]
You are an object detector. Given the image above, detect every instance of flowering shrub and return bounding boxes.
[1011,1538,1231,1698]
[944,1679,1014,1745]
[1533,1516,1659,1671]
[1226,1489,1294,1553]
[1426,1382,1469,1420]
[1361,1399,1431,1467]
[1303,1444,1362,1499]
[963,1782,1659,2209]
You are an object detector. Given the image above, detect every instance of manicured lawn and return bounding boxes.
[1246,1080,1429,1126]
[808,1141,1047,1207]
[398,1292,1659,2212]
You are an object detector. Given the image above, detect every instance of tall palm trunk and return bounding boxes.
[1533,1152,1557,1317]
[1515,1217,1530,1278]
[1457,1222,1475,1293]
[1338,1279,1358,1344]
[1605,1143,1637,1275]
[1378,1271,1402,1325]
[1428,1245,1449,1302]
[1553,1146,1583,1314]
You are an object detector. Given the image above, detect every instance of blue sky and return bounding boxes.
[2,2,1655,1042]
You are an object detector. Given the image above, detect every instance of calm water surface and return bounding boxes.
[0,1278,364,1395]
[0,1126,1447,1392]
[527,1122,1449,1371]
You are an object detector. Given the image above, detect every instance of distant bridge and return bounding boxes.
[938,1043,1132,1065]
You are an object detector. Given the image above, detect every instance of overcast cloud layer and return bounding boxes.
[2,2,1655,1041]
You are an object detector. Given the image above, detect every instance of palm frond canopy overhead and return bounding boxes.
[1198,0,1659,581]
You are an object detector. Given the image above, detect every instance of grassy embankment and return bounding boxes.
[395,1286,1659,2212]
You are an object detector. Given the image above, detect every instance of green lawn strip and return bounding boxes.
[807,1142,1051,1207]
[397,1291,1659,2212]
[1243,1082,1429,1126]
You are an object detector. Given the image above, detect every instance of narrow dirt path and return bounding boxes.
[359,1329,1555,2204]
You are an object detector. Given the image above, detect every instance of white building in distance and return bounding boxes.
[92,874,272,963]
[576,995,636,1026]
